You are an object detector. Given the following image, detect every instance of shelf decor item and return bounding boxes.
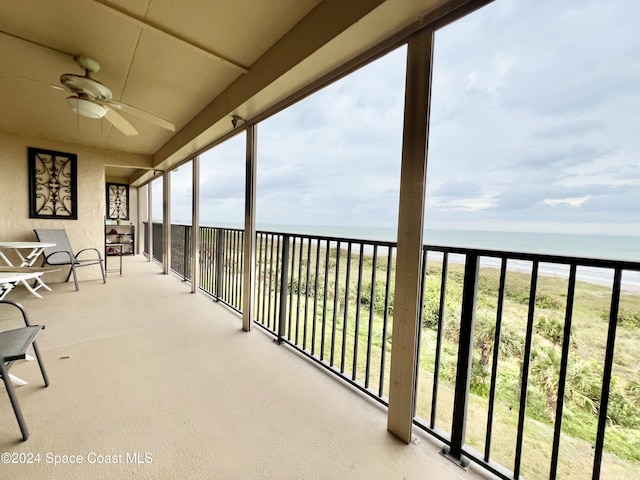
[104,224,135,257]
[28,147,78,220]
[106,182,129,220]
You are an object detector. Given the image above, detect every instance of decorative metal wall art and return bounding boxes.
[106,183,129,220]
[28,147,78,219]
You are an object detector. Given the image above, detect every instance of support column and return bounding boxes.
[162,171,171,275]
[242,126,257,331]
[387,26,434,443]
[191,156,200,293]
[147,181,153,262]
[135,186,141,255]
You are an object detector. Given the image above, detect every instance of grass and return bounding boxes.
[246,238,640,479]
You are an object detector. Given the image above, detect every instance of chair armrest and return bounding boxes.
[0,300,33,327]
[44,250,75,264]
[75,248,103,260]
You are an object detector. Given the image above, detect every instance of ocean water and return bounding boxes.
[255,224,638,261]
[252,224,640,291]
[179,220,639,289]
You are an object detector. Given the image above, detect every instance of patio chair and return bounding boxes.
[0,300,49,441]
[34,229,106,291]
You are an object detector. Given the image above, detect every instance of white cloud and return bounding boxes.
[542,196,591,207]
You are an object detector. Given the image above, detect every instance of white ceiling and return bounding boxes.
[0,0,455,182]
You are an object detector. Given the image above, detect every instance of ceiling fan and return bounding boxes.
[55,55,175,136]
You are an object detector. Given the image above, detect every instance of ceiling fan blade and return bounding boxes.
[104,105,138,136]
[106,100,175,132]
[0,71,63,90]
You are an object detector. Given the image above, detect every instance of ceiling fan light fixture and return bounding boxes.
[67,96,107,119]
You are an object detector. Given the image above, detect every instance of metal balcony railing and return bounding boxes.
[143,222,640,480]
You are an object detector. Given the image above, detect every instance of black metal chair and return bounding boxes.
[34,229,106,291]
[0,300,49,441]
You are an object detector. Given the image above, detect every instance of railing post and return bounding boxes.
[183,226,189,280]
[442,253,479,468]
[190,155,200,294]
[276,235,290,344]
[143,222,148,256]
[215,229,224,301]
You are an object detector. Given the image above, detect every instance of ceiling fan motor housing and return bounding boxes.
[60,74,113,102]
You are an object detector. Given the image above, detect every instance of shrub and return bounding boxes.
[359,280,394,315]
[536,316,564,345]
[607,389,640,428]
[627,380,640,408]
[421,280,441,330]
[536,292,563,310]
[618,309,640,328]
[470,357,490,396]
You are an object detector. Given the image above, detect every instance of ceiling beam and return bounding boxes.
[91,0,249,74]
[152,0,387,167]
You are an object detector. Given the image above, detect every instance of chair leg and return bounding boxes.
[71,266,79,291]
[0,361,29,441]
[99,258,106,284]
[31,341,49,387]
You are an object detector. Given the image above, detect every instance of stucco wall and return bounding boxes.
[0,132,151,283]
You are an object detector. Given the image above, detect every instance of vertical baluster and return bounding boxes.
[262,234,270,326]
[226,229,232,302]
[311,239,321,356]
[231,231,237,308]
[431,252,448,429]
[239,231,244,310]
[210,228,215,295]
[266,234,274,330]
[413,245,428,416]
[198,227,210,292]
[215,229,224,301]
[365,245,378,390]
[229,230,235,306]
[287,237,297,339]
[272,235,281,332]
[549,263,577,479]
[231,229,236,306]
[203,229,207,292]
[222,229,228,301]
[513,260,539,479]
[379,246,393,397]
[277,235,290,343]
[330,241,341,366]
[353,243,364,381]
[303,237,312,349]
[256,233,263,325]
[295,237,304,345]
[341,242,352,373]
[484,257,508,461]
[228,230,234,304]
[320,240,330,361]
[184,225,189,280]
[443,254,479,467]
[592,268,623,480]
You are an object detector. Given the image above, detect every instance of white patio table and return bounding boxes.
[0,242,55,298]
[0,271,44,301]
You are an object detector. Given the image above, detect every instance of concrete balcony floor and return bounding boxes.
[0,256,490,480]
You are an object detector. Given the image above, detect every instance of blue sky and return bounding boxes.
[162,0,640,237]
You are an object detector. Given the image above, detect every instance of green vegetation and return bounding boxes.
[251,239,640,480]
